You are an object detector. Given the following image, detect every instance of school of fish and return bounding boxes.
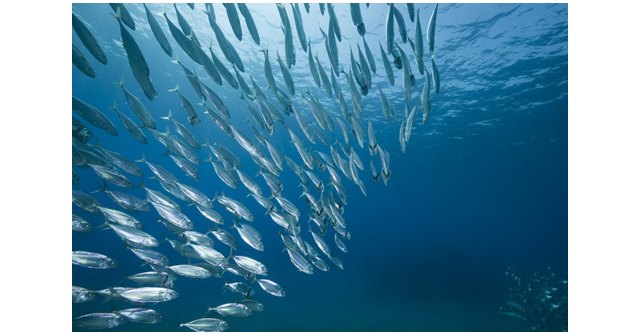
[73,3,441,331]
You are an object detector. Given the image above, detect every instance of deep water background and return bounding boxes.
[72,3,567,331]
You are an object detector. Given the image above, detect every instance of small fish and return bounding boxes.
[233,255,268,276]
[181,318,229,332]
[169,264,212,279]
[209,303,252,317]
[127,271,170,286]
[72,286,96,303]
[72,214,91,232]
[119,287,178,303]
[190,244,225,266]
[143,4,172,57]
[72,13,107,64]
[108,224,158,248]
[130,247,169,266]
[239,299,264,312]
[72,251,116,269]
[291,3,307,52]
[238,4,260,45]
[223,3,243,41]
[75,313,124,329]
[210,228,237,249]
[428,4,439,55]
[431,57,441,94]
[235,222,264,251]
[72,44,95,78]
[108,102,147,143]
[257,279,286,297]
[116,308,162,324]
[286,248,314,274]
[72,97,118,135]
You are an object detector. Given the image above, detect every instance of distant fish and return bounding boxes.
[116,79,156,129]
[208,303,252,318]
[431,57,441,94]
[109,3,135,30]
[350,3,366,36]
[291,3,307,52]
[116,308,162,324]
[119,287,178,303]
[257,279,286,297]
[379,42,395,86]
[415,9,425,75]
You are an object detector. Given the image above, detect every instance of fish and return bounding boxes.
[116,79,156,129]
[143,4,172,57]
[223,3,243,41]
[108,102,147,143]
[164,13,200,65]
[291,3,307,52]
[286,247,314,274]
[72,118,93,144]
[196,205,225,225]
[421,72,432,123]
[173,4,193,37]
[169,264,212,278]
[72,251,116,269]
[72,97,118,135]
[431,57,441,94]
[428,4,439,55]
[210,228,237,249]
[327,4,342,41]
[234,222,264,251]
[415,9,425,75]
[308,41,321,87]
[72,13,107,64]
[379,42,395,86]
[168,85,200,126]
[72,214,91,232]
[239,299,264,312]
[127,271,171,287]
[362,37,376,74]
[115,10,157,101]
[316,56,333,98]
[208,303,252,317]
[175,182,211,208]
[180,318,229,332]
[72,44,95,78]
[350,3,366,36]
[116,308,162,324]
[407,3,416,22]
[89,164,133,188]
[233,255,268,276]
[150,201,194,230]
[368,120,378,156]
[72,286,96,303]
[109,3,135,30]
[386,4,395,52]
[190,244,225,266]
[104,188,148,212]
[257,279,286,297]
[130,247,169,267]
[276,3,295,68]
[392,5,407,43]
[335,233,348,253]
[97,206,141,229]
[277,51,295,95]
[108,224,158,248]
[75,313,124,329]
[180,230,214,247]
[238,3,260,45]
[119,287,178,303]
[217,194,254,221]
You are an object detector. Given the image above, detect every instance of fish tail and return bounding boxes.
[160,109,173,120]
[134,153,146,163]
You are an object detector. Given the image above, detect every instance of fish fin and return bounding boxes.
[160,109,173,120]
[168,84,180,93]
[134,153,146,163]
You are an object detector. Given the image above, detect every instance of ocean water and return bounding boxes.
[72,3,568,332]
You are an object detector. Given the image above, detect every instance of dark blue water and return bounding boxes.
[72,3,567,332]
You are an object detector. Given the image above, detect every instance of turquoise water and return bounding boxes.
[72,3,568,331]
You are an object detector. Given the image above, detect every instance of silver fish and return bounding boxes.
[210,228,237,249]
[235,223,264,251]
[431,57,441,94]
[386,4,395,52]
[180,318,229,332]
[286,248,314,274]
[116,308,162,324]
[414,9,425,75]
[150,201,193,230]
[190,244,225,266]
[75,313,124,329]
[257,279,286,297]
[169,264,212,278]
[72,286,96,303]
[233,255,268,276]
[109,224,158,248]
[119,287,178,303]
[72,214,91,232]
[291,3,307,51]
[116,11,156,100]
[97,206,141,229]
[208,303,252,317]
[127,271,170,286]
[350,3,366,36]
[72,251,116,269]
[109,102,147,143]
